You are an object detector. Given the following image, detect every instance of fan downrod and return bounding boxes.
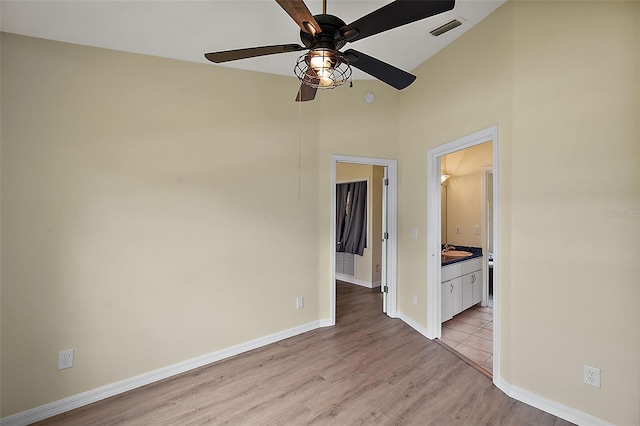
[299,14,347,51]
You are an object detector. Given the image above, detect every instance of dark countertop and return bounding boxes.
[441,246,483,267]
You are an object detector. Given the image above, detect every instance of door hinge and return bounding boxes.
[383,285,389,293]
[384,232,389,240]
[383,178,389,186]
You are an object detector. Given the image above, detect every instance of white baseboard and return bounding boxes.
[3,316,612,426]
[335,274,381,289]
[397,314,611,426]
[0,320,331,426]
[397,311,432,339]
[496,378,612,426]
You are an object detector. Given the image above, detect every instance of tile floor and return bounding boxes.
[440,304,494,374]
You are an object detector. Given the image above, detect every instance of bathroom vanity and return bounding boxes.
[441,256,483,322]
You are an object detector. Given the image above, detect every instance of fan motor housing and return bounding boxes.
[300,14,347,50]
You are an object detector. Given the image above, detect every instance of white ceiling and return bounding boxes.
[0,0,505,80]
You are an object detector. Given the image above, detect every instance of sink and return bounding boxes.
[441,250,473,259]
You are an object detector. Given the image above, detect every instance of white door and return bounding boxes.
[381,167,389,313]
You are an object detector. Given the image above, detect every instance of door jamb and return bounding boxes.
[481,166,494,308]
[426,125,499,382]
[330,155,398,324]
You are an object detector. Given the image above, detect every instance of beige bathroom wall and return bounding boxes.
[398,1,639,424]
[443,142,493,247]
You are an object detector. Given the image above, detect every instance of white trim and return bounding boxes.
[336,274,381,288]
[397,311,431,339]
[331,155,398,323]
[480,166,493,308]
[495,378,612,426]
[0,320,331,426]
[426,125,500,381]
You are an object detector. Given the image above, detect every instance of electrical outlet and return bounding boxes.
[474,226,480,235]
[455,225,461,234]
[57,349,74,370]
[410,228,418,239]
[412,294,418,305]
[296,297,304,310]
[584,365,600,388]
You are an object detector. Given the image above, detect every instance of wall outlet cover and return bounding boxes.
[57,349,74,370]
[583,365,601,388]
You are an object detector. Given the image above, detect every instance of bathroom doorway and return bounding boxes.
[426,125,499,382]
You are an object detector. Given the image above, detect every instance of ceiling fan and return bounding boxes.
[204,0,455,101]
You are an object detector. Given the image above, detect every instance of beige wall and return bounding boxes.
[398,2,639,425]
[0,33,400,417]
[335,163,384,286]
[2,1,639,424]
[442,142,493,247]
[0,33,327,415]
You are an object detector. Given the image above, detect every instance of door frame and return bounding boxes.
[426,125,500,382]
[330,155,398,324]
[480,166,494,307]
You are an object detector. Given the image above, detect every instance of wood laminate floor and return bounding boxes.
[34,282,573,425]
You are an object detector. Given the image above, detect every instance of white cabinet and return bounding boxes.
[441,256,483,322]
[441,277,462,322]
[462,274,473,311]
[441,282,452,322]
[472,271,483,305]
[462,270,482,310]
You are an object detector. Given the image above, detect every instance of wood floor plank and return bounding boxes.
[33,283,574,425]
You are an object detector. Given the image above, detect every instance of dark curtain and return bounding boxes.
[336,181,367,256]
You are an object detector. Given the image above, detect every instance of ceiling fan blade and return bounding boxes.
[205,44,306,63]
[275,0,322,35]
[340,0,455,43]
[295,67,319,102]
[295,83,318,102]
[344,49,416,90]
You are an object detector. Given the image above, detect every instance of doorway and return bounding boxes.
[330,155,398,325]
[426,125,500,382]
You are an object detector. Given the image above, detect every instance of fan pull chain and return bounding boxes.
[297,90,303,201]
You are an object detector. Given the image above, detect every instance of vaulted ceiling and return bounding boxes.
[1,0,505,80]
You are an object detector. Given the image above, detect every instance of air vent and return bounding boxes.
[430,19,462,37]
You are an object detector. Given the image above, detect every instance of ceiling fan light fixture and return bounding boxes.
[302,21,318,35]
[294,48,351,90]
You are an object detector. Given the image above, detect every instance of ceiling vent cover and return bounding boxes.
[430,19,462,37]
